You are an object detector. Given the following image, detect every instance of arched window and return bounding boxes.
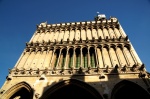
[75,48,80,68]
[60,48,67,68]
[54,49,60,68]
[68,48,73,68]
[89,47,96,68]
[82,47,88,68]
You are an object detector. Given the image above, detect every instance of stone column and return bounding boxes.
[94,46,99,67]
[112,26,118,38]
[72,47,75,68]
[122,47,130,66]
[56,48,62,69]
[101,47,107,67]
[80,47,83,67]
[90,25,94,39]
[96,47,103,68]
[118,24,126,37]
[64,48,69,69]
[115,47,121,66]
[74,27,77,41]
[108,46,114,67]
[129,48,138,65]
[108,27,113,39]
[101,26,106,39]
[49,48,56,69]
[87,47,91,67]
[96,26,100,38]
[69,27,72,42]
[25,48,36,69]
[106,26,112,39]
[80,27,82,41]
[85,26,88,39]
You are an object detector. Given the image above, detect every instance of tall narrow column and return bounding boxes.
[87,47,90,67]
[122,47,130,66]
[69,27,72,42]
[112,26,118,39]
[80,27,82,41]
[90,26,94,39]
[129,49,138,65]
[64,48,69,69]
[96,47,104,68]
[40,48,49,69]
[72,47,75,68]
[49,49,55,69]
[106,26,112,39]
[56,48,62,69]
[80,47,83,68]
[96,26,100,38]
[74,28,77,41]
[94,46,99,67]
[85,26,88,40]
[101,47,107,67]
[108,27,113,39]
[100,47,105,68]
[101,26,106,39]
[115,47,121,66]
[108,46,114,67]
[24,48,36,69]
[118,27,125,38]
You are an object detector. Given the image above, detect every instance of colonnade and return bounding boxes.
[31,26,126,43]
[16,44,139,70]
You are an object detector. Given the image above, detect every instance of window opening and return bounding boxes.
[90,47,96,68]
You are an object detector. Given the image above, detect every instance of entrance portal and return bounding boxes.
[1,82,33,99]
[10,87,31,99]
[41,79,103,99]
[111,80,150,99]
[48,84,99,98]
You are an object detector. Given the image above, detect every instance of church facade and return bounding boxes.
[0,14,150,99]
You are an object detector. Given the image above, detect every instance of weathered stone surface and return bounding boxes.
[1,14,150,99]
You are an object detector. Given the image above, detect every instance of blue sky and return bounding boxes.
[0,0,150,88]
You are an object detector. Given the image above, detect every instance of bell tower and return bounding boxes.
[0,14,150,99]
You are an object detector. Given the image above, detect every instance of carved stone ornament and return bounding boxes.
[35,93,40,99]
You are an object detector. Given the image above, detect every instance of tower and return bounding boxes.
[0,14,150,99]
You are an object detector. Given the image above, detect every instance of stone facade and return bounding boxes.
[0,14,150,99]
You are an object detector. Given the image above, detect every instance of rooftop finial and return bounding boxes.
[97,12,100,16]
[95,12,106,21]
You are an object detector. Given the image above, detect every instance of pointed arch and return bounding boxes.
[40,79,103,99]
[1,82,33,99]
[111,80,150,99]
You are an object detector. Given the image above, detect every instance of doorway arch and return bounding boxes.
[111,80,150,99]
[41,79,103,99]
[1,82,33,99]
